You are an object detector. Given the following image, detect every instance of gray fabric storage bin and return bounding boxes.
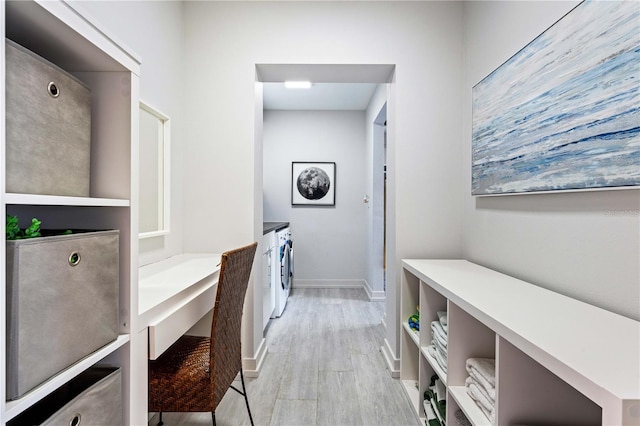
[8,367,122,426]
[6,230,119,400]
[5,38,91,197]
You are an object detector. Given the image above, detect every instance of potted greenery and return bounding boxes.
[6,215,41,240]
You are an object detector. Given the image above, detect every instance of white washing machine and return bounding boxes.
[272,226,293,318]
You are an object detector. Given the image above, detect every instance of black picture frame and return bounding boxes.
[291,162,336,206]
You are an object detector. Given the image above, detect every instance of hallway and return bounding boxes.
[151,288,418,425]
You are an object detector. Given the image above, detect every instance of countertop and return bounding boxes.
[138,253,221,359]
[263,221,289,234]
[138,253,221,319]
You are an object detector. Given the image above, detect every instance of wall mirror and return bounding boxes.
[139,101,170,239]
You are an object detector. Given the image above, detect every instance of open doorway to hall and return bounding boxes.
[257,64,394,334]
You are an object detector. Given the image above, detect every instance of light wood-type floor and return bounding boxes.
[149,288,418,426]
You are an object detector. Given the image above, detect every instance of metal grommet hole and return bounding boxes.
[48,82,59,98]
[68,252,81,267]
[70,413,81,426]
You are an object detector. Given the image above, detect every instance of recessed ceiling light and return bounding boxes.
[284,81,312,89]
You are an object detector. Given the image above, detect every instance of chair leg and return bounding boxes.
[158,412,163,426]
[239,368,254,426]
[212,411,216,426]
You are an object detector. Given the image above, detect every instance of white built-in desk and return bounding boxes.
[139,254,221,359]
[401,259,640,426]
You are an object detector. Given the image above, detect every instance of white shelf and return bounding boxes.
[401,380,420,416]
[402,321,420,348]
[4,335,129,421]
[401,259,640,425]
[4,193,130,207]
[2,0,140,423]
[405,259,640,403]
[449,386,492,426]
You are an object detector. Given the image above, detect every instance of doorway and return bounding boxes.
[257,64,395,321]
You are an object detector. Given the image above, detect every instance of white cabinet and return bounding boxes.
[400,259,640,426]
[1,1,139,424]
[262,231,276,332]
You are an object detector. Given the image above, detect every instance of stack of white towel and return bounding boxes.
[427,311,448,373]
[465,358,496,424]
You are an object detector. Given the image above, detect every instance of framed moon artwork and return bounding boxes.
[291,162,336,206]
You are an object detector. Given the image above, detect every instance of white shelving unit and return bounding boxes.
[400,259,640,426]
[1,1,140,424]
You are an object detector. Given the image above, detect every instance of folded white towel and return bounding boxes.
[427,344,437,359]
[475,401,495,425]
[437,311,448,331]
[432,332,447,356]
[427,344,448,373]
[434,345,448,372]
[431,331,447,352]
[466,377,495,424]
[431,333,447,354]
[466,358,495,399]
[431,321,448,348]
[435,343,446,358]
[467,373,494,404]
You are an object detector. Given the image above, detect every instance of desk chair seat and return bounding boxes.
[149,242,258,426]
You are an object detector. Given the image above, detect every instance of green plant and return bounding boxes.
[6,215,41,240]
[6,215,73,240]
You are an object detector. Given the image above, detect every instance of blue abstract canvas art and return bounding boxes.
[472,0,640,195]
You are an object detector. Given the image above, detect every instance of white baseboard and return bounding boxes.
[382,338,400,378]
[294,279,366,289]
[363,279,386,302]
[293,279,384,303]
[243,337,267,378]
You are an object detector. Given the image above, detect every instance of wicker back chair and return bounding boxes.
[148,242,258,426]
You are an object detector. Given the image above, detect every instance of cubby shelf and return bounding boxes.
[3,335,129,422]
[401,380,420,417]
[402,321,420,347]
[1,0,140,424]
[420,347,447,386]
[448,386,491,426]
[400,259,640,426]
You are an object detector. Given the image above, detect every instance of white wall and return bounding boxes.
[462,1,640,321]
[263,110,367,287]
[67,0,639,382]
[183,1,464,369]
[72,0,185,267]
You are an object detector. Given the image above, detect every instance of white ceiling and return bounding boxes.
[263,82,379,111]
